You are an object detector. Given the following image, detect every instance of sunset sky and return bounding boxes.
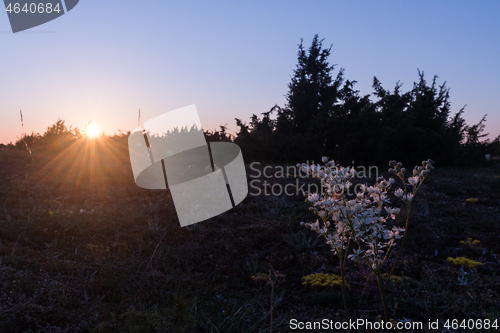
[1,0,499,145]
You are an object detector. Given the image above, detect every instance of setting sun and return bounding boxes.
[86,123,100,138]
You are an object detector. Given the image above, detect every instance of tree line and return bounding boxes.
[231,35,499,167]
[8,35,500,167]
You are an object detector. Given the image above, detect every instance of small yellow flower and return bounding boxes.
[447,257,482,270]
[381,273,404,283]
[48,211,54,216]
[302,273,349,289]
[460,238,481,246]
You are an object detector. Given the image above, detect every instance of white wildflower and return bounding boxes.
[408,176,419,186]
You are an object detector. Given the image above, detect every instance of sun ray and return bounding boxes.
[33,134,134,190]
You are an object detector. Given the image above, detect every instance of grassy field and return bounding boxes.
[0,138,500,332]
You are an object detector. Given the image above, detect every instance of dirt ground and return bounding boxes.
[1,145,499,332]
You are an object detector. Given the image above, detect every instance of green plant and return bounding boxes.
[251,265,286,333]
[244,253,267,277]
[281,233,324,252]
[199,294,275,333]
[299,157,434,322]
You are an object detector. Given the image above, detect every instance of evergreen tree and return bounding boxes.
[232,35,490,166]
[283,34,343,135]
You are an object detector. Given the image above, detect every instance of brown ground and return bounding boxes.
[0,139,499,332]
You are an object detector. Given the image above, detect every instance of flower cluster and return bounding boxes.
[302,273,349,289]
[460,238,481,246]
[299,158,435,271]
[298,158,408,269]
[389,159,434,204]
[447,257,482,270]
[299,157,434,322]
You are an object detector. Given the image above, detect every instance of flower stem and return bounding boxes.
[376,268,389,329]
[384,203,411,286]
[270,281,274,333]
[339,245,350,322]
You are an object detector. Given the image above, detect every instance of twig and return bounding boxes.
[19,110,35,162]
[11,234,21,254]
[141,229,168,281]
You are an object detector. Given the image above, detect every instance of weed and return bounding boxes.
[281,233,324,252]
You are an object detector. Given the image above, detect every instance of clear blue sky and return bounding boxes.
[1,0,499,145]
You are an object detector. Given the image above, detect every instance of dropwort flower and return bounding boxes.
[299,157,434,322]
[408,176,420,186]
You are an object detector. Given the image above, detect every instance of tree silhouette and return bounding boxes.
[231,35,490,166]
[282,34,343,136]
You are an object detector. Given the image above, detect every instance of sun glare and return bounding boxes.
[86,124,100,138]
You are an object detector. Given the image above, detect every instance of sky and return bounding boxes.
[1,0,499,145]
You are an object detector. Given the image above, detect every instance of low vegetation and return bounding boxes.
[0,135,499,332]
